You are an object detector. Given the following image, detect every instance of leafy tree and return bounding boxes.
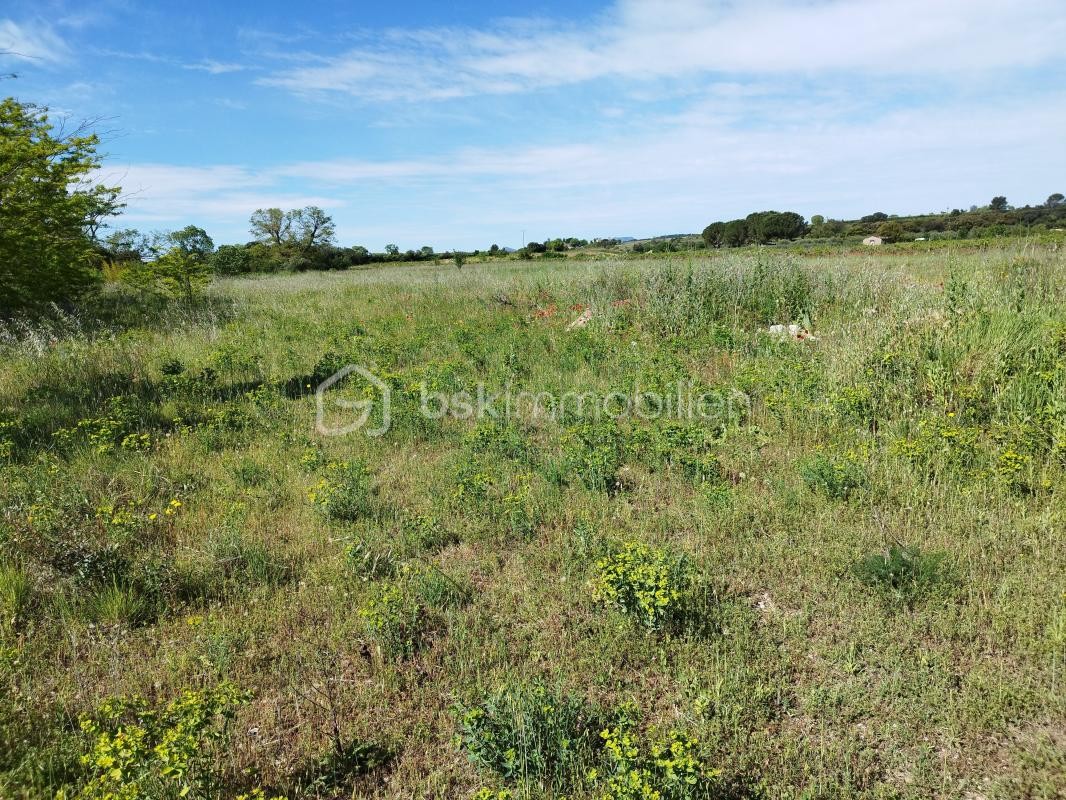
[746,210,808,243]
[384,244,399,256]
[861,212,888,223]
[990,196,1009,212]
[701,221,725,248]
[103,228,151,264]
[249,208,289,246]
[151,246,211,300]
[1046,192,1064,208]
[722,219,748,247]
[209,244,252,276]
[0,98,121,314]
[876,221,906,243]
[120,228,212,300]
[288,206,335,253]
[169,225,214,260]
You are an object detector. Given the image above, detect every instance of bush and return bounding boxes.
[591,542,692,630]
[358,581,426,660]
[309,461,373,521]
[65,683,250,800]
[455,683,602,791]
[798,453,867,500]
[853,544,950,607]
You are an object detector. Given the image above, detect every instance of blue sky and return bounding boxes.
[2,0,1065,250]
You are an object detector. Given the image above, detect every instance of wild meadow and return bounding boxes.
[0,243,1063,799]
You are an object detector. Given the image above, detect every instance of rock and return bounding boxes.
[767,323,817,342]
[567,307,594,329]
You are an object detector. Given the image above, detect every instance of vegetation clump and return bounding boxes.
[456,683,603,792]
[591,542,692,630]
[853,544,951,607]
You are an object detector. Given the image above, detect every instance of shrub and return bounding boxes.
[798,453,867,500]
[594,715,720,800]
[309,461,373,521]
[455,683,601,791]
[562,420,626,493]
[65,683,250,800]
[591,542,691,630]
[853,544,950,607]
[358,581,426,660]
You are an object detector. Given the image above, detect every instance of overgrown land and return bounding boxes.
[1,242,1064,799]
[2,88,1064,800]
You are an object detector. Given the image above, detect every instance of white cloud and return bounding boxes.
[259,0,1066,101]
[97,164,342,229]
[183,59,246,75]
[0,19,69,64]
[103,91,1066,248]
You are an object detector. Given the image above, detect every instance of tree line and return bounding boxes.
[701,196,1066,248]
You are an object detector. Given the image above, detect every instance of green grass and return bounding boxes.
[0,243,1064,799]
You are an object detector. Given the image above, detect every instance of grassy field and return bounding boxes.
[1,243,1064,799]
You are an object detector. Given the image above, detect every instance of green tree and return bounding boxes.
[120,228,212,300]
[722,219,748,247]
[249,208,289,246]
[288,206,335,253]
[990,196,1009,212]
[169,225,214,260]
[876,220,906,243]
[701,221,725,248]
[0,98,121,314]
[208,244,251,276]
[384,243,399,256]
[1046,192,1064,208]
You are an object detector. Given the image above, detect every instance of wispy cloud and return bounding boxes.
[105,90,1066,247]
[96,48,248,75]
[258,0,1066,101]
[97,163,343,228]
[0,19,70,64]
[183,59,246,75]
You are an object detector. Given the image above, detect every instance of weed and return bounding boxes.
[798,453,868,500]
[410,563,472,611]
[63,683,249,800]
[456,682,602,792]
[0,561,32,629]
[309,461,373,521]
[562,420,626,493]
[594,713,720,800]
[345,537,399,581]
[358,581,426,660]
[591,542,692,631]
[853,544,951,607]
